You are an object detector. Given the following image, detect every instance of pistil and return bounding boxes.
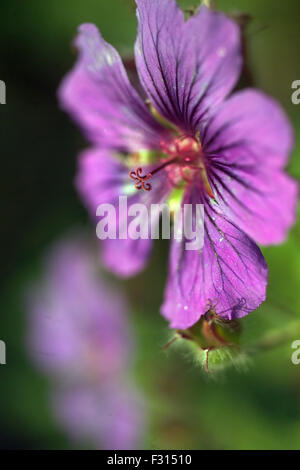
[129,156,178,191]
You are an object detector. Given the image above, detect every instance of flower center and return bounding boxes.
[163,136,202,164]
[129,136,214,198]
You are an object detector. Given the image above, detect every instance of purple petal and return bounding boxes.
[76,148,173,277]
[59,23,166,151]
[53,381,145,450]
[27,235,132,379]
[135,2,241,133]
[203,89,294,169]
[76,148,129,213]
[203,89,298,244]
[211,165,298,245]
[161,184,268,329]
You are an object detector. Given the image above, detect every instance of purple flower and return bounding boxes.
[59,1,298,329]
[27,234,144,449]
[53,381,144,451]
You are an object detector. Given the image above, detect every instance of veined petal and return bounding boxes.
[203,89,298,244]
[161,184,268,329]
[76,148,173,277]
[210,165,298,245]
[59,23,166,151]
[203,89,294,169]
[135,1,241,133]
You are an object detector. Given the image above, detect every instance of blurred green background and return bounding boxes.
[1,0,300,449]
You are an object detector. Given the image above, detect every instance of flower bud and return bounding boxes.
[167,307,249,373]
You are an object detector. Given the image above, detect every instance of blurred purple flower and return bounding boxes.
[27,234,144,450]
[54,381,144,451]
[59,1,298,328]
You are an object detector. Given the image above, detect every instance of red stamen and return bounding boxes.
[150,156,178,176]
